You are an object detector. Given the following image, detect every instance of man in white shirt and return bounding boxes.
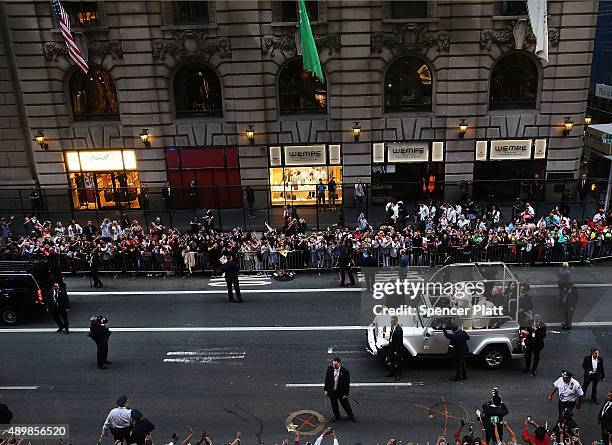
[100,395,132,443]
[548,371,584,415]
[314,428,339,445]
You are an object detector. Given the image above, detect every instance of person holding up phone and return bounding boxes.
[313,428,338,445]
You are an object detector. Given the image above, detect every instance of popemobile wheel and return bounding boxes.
[0,306,20,325]
[479,345,507,369]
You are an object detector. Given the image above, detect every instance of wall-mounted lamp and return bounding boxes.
[458,119,468,139]
[563,117,574,136]
[584,115,592,126]
[246,125,255,145]
[352,122,361,142]
[34,130,48,150]
[140,128,151,148]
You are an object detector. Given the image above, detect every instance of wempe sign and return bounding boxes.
[387,142,429,162]
[284,145,326,166]
[489,139,532,160]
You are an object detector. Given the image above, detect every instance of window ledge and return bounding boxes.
[51,26,108,34]
[160,23,218,31]
[488,108,538,116]
[271,20,328,28]
[175,116,225,125]
[383,110,435,117]
[382,18,439,24]
[69,119,121,128]
[278,113,328,121]
[492,15,528,21]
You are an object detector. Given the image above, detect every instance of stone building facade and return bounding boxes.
[0,0,599,212]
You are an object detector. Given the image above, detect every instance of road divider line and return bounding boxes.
[286,382,424,388]
[68,288,361,296]
[0,325,369,334]
[0,386,39,390]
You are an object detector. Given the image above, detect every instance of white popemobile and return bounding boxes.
[366,262,526,370]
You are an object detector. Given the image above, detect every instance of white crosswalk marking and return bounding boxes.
[208,275,271,287]
[357,270,422,283]
[163,347,246,365]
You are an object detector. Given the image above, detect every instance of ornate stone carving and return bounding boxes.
[261,33,341,57]
[480,20,560,51]
[315,33,341,54]
[89,40,123,59]
[43,41,68,62]
[261,34,297,57]
[370,23,450,54]
[43,38,122,62]
[152,30,231,60]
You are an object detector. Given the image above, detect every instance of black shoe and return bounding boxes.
[350,417,358,423]
[104,361,113,365]
[394,374,401,382]
[64,329,69,334]
[98,365,107,369]
[530,371,537,377]
[56,328,63,333]
[331,417,340,422]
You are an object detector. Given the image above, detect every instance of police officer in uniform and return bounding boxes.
[386,315,406,381]
[89,315,112,369]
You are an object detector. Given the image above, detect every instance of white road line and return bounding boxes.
[0,386,39,390]
[163,357,245,364]
[0,325,369,334]
[68,288,360,296]
[531,284,612,288]
[286,383,424,388]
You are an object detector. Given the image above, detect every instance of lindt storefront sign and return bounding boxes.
[489,139,532,160]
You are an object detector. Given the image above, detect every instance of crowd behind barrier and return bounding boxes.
[2,198,612,276]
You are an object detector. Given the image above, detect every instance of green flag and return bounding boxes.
[298,0,324,81]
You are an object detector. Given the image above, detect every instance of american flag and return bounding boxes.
[52,0,89,74]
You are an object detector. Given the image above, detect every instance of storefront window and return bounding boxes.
[385,57,433,112]
[391,1,428,18]
[270,166,343,206]
[173,1,209,25]
[66,150,141,210]
[279,58,327,115]
[173,64,223,118]
[69,65,119,121]
[490,53,538,110]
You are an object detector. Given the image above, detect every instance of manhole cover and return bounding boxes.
[285,409,327,436]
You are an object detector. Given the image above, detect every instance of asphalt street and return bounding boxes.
[0,267,611,444]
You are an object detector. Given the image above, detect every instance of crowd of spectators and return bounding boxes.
[1,199,612,274]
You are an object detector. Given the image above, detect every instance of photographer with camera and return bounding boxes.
[313,428,338,445]
[89,315,112,369]
[482,388,510,444]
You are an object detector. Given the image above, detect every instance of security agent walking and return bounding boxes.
[443,325,470,381]
[99,395,132,444]
[324,357,357,423]
[89,315,112,369]
[548,370,584,415]
[561,284,579,330]
[222,254,243,303]
[522,313,546,377]
[46,282,70,333]
[582,347,605,404]
[598,391,612,443]
[558,262,572,307]
[386,315,406,381]
[337,247,355,287]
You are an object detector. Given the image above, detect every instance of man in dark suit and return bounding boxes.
[386,315,406,381]
[46,282,70,333]
[562,284,579,330]
[324,357,357,423]
[582,348,606,404]
[89,315,112,369]
[522,313,546,376]
[222,254,242,303]
[598,391,612,443]
[337,246,355,287]
[360,249,377,293]
[443,325,470,381]
[577,174,589,203]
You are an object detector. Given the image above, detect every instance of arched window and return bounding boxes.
[278,58,327,115]
[173,64,223,118]
[69,65,119,120]
[384,57,433,113]
[490,53,538,110]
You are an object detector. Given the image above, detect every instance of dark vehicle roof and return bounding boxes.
[0,260,55,289]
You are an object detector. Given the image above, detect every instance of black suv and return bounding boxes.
[0,261,53,324]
